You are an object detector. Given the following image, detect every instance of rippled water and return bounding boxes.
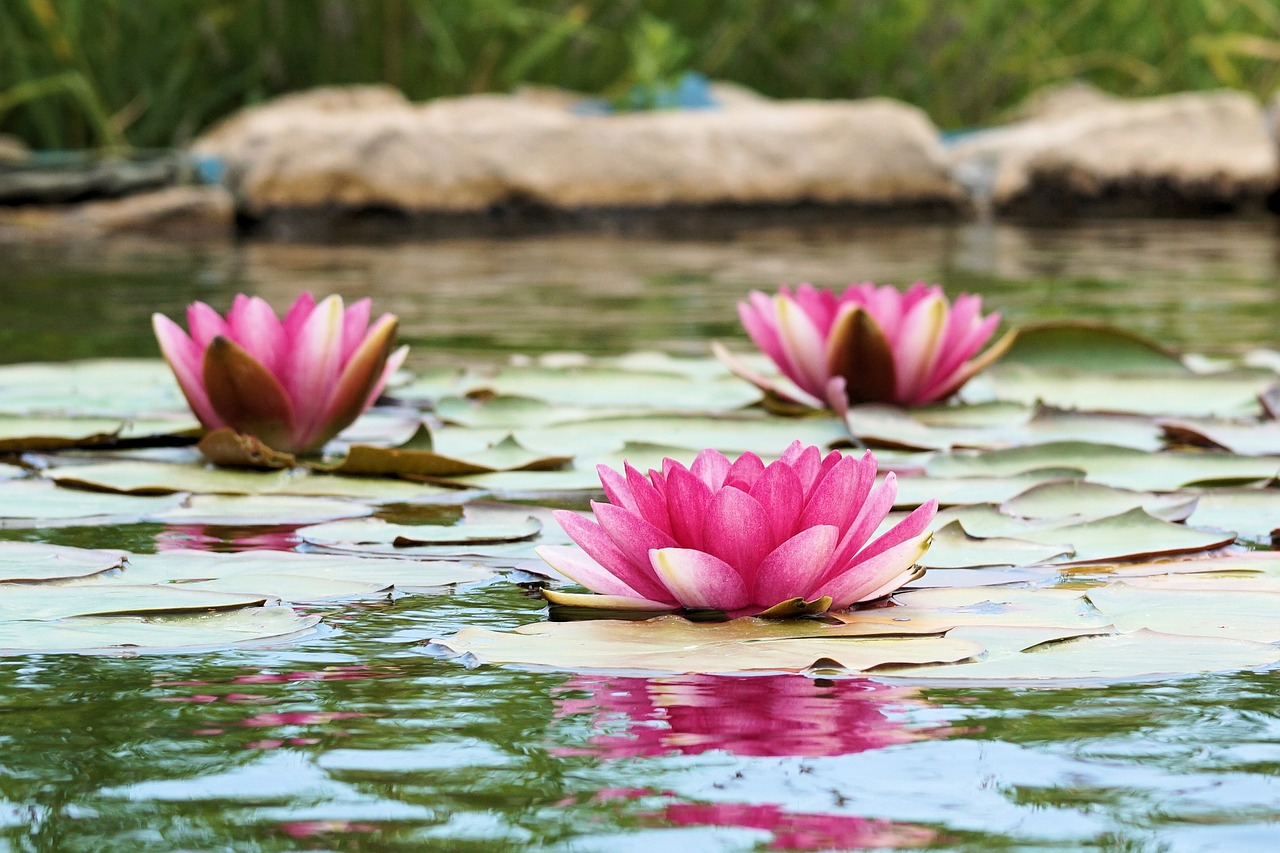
[4,219,1280,851]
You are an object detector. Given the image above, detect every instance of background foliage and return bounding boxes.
[3,0,1280,150]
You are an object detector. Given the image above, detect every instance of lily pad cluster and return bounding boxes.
[3,323,1280,681]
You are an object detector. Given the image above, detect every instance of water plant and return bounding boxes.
[719,283,1015,409]
[152,292,407,455]
[536,442,937,616]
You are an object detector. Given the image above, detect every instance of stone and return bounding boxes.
[193,86,964,231]
[1005,81,1118,122]
[0,185,234,241]
[0,135,29,165]
[947,90,1278,216]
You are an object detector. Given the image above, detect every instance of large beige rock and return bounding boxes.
[0,135,29,164]
[0,185,234,241]
[948,90,1278,214]
[194,88,963,219]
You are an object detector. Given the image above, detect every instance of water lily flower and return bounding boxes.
[537,442,936,616]
[153,293,408,455]
[716,283,1015,409]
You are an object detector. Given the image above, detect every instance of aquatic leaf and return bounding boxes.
[122,549,492,590]
[0,607,320,655]
[1085,582,1280,642]
[978,366,1269,417]
[999,480,1197,523]
[1160,418,1280,456]
[197,428,297,469]
[515,414,852,458]
[926,441,1280,491]
[0,479,186,527]
[432,616,982,674]
[885,628,1280,681]
[143,493,374,525]
[179,574,392,602]
[1065,549,1280,578]
[0,359,185,417]
[0,541,127,583]
[831,587,1111,633]
[0,584,271,620]
[45,460,462,500]
[297,508,542,552]
[921,521,1072,568]
[1183,487,1280,540]
[328,434,571,478]
[892,470,1086,509]
[0,415,199,452]
[996,322,1186,372]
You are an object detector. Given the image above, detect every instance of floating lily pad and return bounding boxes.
[45,461,463,501]
[297,507,543,553]
[515,414,851,458]
[143,493,375,525]
[996,322,1187,373]
[833,587,1111,633]
[1183,487,1280,540]
[1085,582,1280,642]
[121,549,492,590]
[999,480,1197,523]
[980,367,1269,418]
[921,521,1072,568]
[329,434,571,478]
[0,415,199,452]
[0,541,127,583]
[1161,418,1280,456]
[0,479,186,527]
[431,616,982,674]
[892,470,1086,509]
[845,405,1161,452]
[926,441,1280,491]
[0,606,321,655]
[0,584,271,620]
[0,359,185,417]
[884,628,1280,681]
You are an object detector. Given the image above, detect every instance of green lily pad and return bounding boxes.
[0,606,321,655]
[0,359,185,417]
[178,574,392,602]
[1161,418,1280,456]
[999,480,1198,523]
[45,461,464,501]
[885,628,1280,681]
[892,470,1087,509]
[834,587,1111,633]
[329,433,571,478]
[926,441,1280,491]
[1183,487,1280,540]
[122,549,492,590]
[978,367,1269,418]
[0,415,198,452]
[514,414,852,458]
[0,541,127,583]
[143,493,375,525]
[1085,582,1280,642]
[0,479,186,527]
[921,521,1072,568]
[0,584,271,620]
[297,510,543,552]
[995,322,1187,373]
[431,616,983,674]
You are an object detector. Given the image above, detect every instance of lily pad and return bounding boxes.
[0,479,186,527]
[1160,418,1280,456]
[45,461,463,501]
[0,415,199,452]
[431,616,983,674]
[514,414,851,458]
[328,434,571,478]
[0,584,271,620]
[995,322,1187,373]
[979,367,1269,418]
[0,606,321,655]
[0,541,127,583]
[0,358,185,417]
[1085,582,1280,642]
[999,480,1197,523]
[1183,487,1280,540]
[143,493,375,526]
[921,521,1072,568]
[926,441,1280,491]
[297,509,543,552]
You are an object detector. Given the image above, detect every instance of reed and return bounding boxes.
[2,0,1278,150]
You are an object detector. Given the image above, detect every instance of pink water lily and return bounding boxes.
[716,283,1015,409]
[536,442,936,616]
[153,293,408,454]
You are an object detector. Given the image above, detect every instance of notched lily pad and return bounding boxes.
[297,507,543,553]
[995,322,1187,373]
[0,584,272,620]
[0,479,186,527]
[0,541,127,583]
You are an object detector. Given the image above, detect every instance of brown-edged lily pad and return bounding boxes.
[0,541,128,583]
[999,480,1197,523]
[0,584,272,620]
[0,479,186,527]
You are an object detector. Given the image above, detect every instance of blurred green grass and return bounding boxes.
[2,0,1280,150]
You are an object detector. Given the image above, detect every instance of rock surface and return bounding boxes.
[0,185,235,241]
[948,90,1278,216]
[194,87,964,229]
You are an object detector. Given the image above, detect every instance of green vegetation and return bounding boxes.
[2,0,1280,150]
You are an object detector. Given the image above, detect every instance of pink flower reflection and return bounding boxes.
[239,711,365,727]
[663,802,936,850]
[553,674,948,758]
[157,524,299,553]
[280,820,378,838]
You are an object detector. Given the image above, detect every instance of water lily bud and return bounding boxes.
[153,293,408,455]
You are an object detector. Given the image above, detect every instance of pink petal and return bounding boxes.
[751,524,839,605]
[891,293,948,405]
[226,296,286,377]
[282,292,316,339]
[552,511,676,604]
[625,462,673,536]
[535,545,650,600]
[826,472,900,575]
[187,301,230,350]
[819,531,931,609]
[664,464,713,550]
[854,499,939,565]
[749,458,804,547]
[797,453,861,532]
[152,313,222,429]
[363,344,408,409]
[724,451,766,490]
[284,295,347,441]
[341,298,373,362]
[775,294,831,397]
[598,464,638,514]
[593,501,680,571]
[700,486,773,577]
[651,548,750,611]
[690,449,731,490]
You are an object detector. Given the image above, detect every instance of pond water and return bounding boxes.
[3,219,1280,851]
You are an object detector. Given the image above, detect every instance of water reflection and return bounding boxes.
[552,674,950,758]
[659,802,937,851]
[155,523,299,552]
